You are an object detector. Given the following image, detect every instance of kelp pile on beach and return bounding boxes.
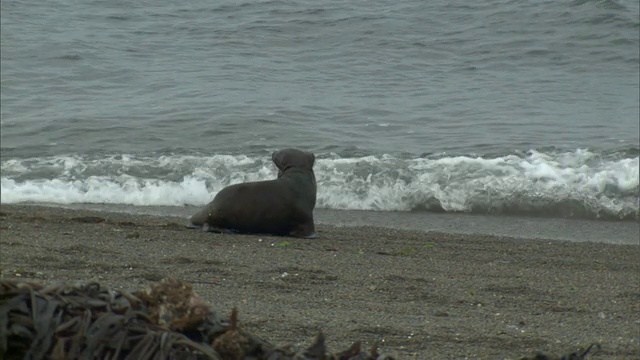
[0,277,393,360]
[0,277,602,359]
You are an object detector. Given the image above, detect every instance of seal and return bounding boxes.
[188,148,317,238]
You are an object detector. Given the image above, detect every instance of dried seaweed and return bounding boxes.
[1,277,603,359]
[0,278,393,360]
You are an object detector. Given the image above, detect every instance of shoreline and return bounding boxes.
[3,202,639,245]
[0,204,638,358]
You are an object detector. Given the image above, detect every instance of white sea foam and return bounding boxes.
[1,176,210,206]
[1,150,638,220]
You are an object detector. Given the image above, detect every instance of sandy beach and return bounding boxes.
[0,204,638,359]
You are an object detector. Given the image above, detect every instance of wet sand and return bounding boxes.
[0,204,638,358]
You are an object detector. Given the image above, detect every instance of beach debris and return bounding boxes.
[135,277,212,331]
[1,277,602,359]
[520,342,601,360]
[0,277,394,359]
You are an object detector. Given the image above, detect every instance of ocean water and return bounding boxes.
[1,0,639,222]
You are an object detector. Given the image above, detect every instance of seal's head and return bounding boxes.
[272,148,315,178]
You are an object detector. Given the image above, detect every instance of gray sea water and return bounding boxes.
[1,0,639,224]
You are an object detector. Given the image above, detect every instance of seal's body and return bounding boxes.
[189,148,316,238]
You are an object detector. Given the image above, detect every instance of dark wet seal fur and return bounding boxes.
[0,278,395,360]
[189,148,317,238]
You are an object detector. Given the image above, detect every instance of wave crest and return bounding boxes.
[1,149,638,221]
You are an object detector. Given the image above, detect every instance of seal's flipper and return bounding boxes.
[290,222,316,238]
[186,223,238,234]
[202,223,240,234]
[189,207,213,227]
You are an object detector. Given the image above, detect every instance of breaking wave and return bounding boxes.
[1,148,638,221]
